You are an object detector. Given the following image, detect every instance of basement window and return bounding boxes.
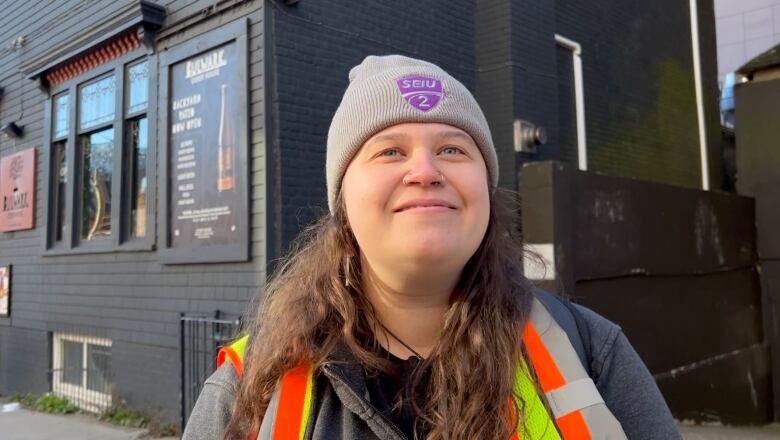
[52,333,113,413]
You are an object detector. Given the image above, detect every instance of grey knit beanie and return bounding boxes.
[326,54,499,213]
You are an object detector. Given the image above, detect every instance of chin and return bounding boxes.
[402,240,463,263]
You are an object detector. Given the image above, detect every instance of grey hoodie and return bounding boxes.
[182,302,681,440]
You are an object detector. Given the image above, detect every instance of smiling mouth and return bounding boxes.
[395,205,456,213]
[394,198,457,213]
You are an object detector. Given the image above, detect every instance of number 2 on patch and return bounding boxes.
[416,95,429,108]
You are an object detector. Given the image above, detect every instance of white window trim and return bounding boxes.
[524,243,556,281]
[555,34,588,171]
[52,333,112,413]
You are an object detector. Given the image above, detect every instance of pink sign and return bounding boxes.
[0,148,36,232]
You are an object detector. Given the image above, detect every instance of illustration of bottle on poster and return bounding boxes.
[217,83,235,194]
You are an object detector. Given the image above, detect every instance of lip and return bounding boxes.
[394,198,457,213]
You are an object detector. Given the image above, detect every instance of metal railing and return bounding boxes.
[180,311,241,429]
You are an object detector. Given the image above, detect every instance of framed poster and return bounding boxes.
[158,19,249,264]
[0,265,10,317]
[0,148,36,232]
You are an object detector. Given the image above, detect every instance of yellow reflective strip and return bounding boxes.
[231,334,249,360]
[513,359,561,439]
[298,363,315,440]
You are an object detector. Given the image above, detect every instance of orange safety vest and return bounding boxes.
[217,298,626,439]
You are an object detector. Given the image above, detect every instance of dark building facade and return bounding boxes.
[0,0,720,426]
[736,44,780,421]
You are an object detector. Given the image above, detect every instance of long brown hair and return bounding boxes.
[223,188,535,439]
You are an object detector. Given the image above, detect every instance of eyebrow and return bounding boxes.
[366,133,411,145]
[364,130,475,151]
[436,130,475,143]
[369,131,473,143]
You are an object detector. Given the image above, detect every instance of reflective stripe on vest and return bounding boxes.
[217,334,249,378]
[217,337,315,440]
[524,298,627,439]
[216,297,626,439]
[265,363,315,440]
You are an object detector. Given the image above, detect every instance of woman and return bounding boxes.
[183,55,680,440]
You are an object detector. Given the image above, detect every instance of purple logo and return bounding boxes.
[395,75,443,112]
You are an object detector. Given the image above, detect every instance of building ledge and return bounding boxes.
[20,0,166,91]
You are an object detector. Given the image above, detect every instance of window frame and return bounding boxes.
[52,332,113,413]
[41,48,158,254]
[49,139,68,244]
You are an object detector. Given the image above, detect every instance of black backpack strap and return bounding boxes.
[533,288,593,376]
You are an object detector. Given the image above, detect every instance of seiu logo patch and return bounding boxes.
[395,75,443,112]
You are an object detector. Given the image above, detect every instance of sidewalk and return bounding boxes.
[679,422,780,439]
[3,404,780,440]
[0,406,177,440]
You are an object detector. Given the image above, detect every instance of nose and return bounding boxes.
[402,150,444,186]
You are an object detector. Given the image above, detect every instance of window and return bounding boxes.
[52,333,113,413]
[43,50,156,253]
[125,59,149,240]
[79,75,116,131]
[51,93,69,244]
[79,127,114,240]
[52,142,67,243]
[128,117,148,238]
[53,93,70,138]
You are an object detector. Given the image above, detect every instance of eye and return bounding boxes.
[377,148,402,157]
[440,146,465,155]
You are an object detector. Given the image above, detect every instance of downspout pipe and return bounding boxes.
[555,34,587,171]
[689,0,710,190]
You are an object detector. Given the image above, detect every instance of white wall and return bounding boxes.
[715,0,780,81]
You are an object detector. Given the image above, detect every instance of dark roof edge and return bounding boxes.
[737,43,780,75]
[21,1,166,80]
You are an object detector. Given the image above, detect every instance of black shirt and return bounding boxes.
[364,347,429,439]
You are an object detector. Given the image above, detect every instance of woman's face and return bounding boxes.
[342,123,490,277]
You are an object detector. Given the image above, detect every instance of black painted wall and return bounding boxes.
[521,161,767,424]
[473,0,723,190]
[269,0,722,252]
[268,0,478,252]
[474,0,515,188]
[735,76,780,420]
[554,0,723,190]
[511,0,560,170]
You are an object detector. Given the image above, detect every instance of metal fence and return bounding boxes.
[49,326,114,414]
[180,311,241,429]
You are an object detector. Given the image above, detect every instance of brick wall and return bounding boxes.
[268,0,723,247]
[554,0,723,189]
[269,0,477,250]
[474,0,517,188]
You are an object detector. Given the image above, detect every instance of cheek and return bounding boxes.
[342,167,392,236]
[461,167,490,209]
[461,173,491,239]
[472,190,491,238]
